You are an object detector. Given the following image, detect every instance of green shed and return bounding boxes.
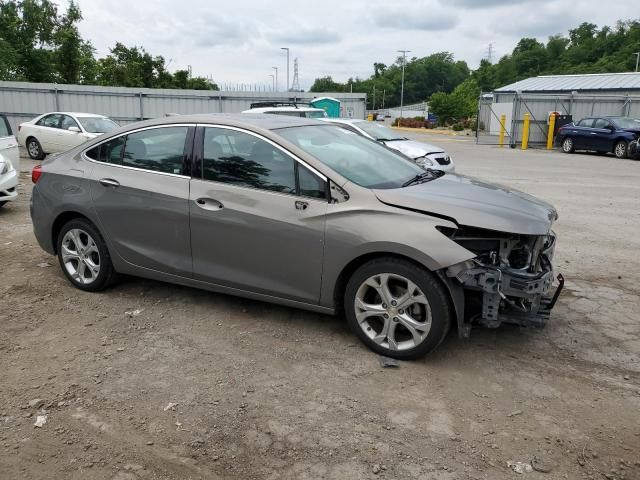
[310,97,341,118]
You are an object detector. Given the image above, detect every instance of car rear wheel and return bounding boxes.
[344,257,451,360]
[26,137,45,160]
[614,140,628,159]
[561,137,574,153]
[56,219,116,292]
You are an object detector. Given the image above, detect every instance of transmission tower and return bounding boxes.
[291,58,300,92]
[485,43,494,63]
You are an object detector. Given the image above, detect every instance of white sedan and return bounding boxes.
[322,118,455,172]
[17,112,119,160]
[0,114,20,208]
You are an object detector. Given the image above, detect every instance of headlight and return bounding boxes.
[415,156,434,167]
[0,160,11,175]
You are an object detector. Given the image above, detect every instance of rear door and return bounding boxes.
[33,114,63,152]
[87,125,194,276]
[0,115,19,169]
[189,125,328,303]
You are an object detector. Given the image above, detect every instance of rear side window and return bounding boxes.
[86,136,125,164]
[577,119,593,127]
[0,116,11,137]
[122,127,188,174]
[593,118,610,129]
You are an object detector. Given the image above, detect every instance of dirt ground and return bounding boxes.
[1,138,639,480]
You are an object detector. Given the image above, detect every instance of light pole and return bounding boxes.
[268,74,274,92]
[272,67,278,92]
[280,47,290,91]
[634,52,640,72]
[397,50,411,127]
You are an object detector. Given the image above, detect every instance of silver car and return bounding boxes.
[322,118,455,172]
[30,114,562,359]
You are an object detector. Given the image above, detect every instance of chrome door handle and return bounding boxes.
[99,178,120,188]
[195,197,224,211]
[295,200,308,210]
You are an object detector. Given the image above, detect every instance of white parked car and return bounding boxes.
[322,118,454,172]
[17,112,119,159]
[242,102,327,119]
[0,114,20,207]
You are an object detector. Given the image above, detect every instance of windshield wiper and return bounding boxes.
[402,170,444,187]
[384,138,407,142]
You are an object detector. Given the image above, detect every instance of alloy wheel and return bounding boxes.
[61,228,101,285]
[615,141,627,158]
[562,138,573,153]
[28,140,40,158]
[354,273,432,351]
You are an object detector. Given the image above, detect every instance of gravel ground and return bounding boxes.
[1,139,639,480]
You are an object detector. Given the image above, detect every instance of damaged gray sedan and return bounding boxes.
[30,114,562,359]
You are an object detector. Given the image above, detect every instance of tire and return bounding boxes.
[614,140,628,159]
[0,201,6,208]
[56,218,117,292]
[26,137,45,160]
[344,257,452,360]
[561,137,575,153]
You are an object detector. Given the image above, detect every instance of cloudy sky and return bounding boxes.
[73,0,635,90]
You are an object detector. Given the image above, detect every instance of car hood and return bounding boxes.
[622,128,640,136]
[374,174,558,235]
[383,139,444,159]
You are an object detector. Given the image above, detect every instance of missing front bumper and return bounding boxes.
[447,260,564,331]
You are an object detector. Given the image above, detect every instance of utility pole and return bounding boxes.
[373,84,376,111]
[634,52,640,72]
[382,89,386,110]
[272,67,278,92]
[281,47,290,91]
[397,50,411,126]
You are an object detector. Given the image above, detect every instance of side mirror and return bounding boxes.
[68,126,81,133]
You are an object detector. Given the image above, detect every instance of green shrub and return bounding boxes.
[452,123,464,131]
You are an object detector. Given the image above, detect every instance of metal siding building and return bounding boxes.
[478,73,640,147]
[0,81,367,132]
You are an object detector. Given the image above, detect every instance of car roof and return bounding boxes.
[44,112,107,118]
[244,106,324,113]
[111,113,326,132]
[322,118,366,125]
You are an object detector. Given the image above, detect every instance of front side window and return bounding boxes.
[203,127,296,194]
[298,163,326,199]
[61,115,80,130]
[37,114,62,128]
[593,118,610,129]
[122,127,188,174]
[277,125,425,189]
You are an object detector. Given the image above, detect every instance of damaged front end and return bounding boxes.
[442,226,564,334]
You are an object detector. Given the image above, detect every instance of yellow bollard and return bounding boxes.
[498,114,506,148]
[521,112,530,150]
[546,113,557,150]
[367,113,373,121]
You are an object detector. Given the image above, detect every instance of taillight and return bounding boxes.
[31,165,42,183]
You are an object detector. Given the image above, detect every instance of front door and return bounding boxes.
[189,126,328,304]
[87,125,193,276]
[0,115,19,168]
[591,118,616,152]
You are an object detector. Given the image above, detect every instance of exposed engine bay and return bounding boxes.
[442,226,564,331]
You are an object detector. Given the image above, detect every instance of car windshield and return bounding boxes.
[355,122,405,141]
[277,125,427,189]
[305,110,327,119]
[77,117,119,133]
[610,117,640,129]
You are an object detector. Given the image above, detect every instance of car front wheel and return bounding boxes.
[56,218,116,292]
[561,137,574,153]
[614,140,628,159]
[344,258,451,360]
[26,137,45,160]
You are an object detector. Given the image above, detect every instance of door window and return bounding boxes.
[122,127,188,174]
[86,136,125,164]
[298,164,327,199]
[202,128,296,194]
[60,115,80,131]
[36,114,62,128]
[593,118,611,129]
[576,119,593,127]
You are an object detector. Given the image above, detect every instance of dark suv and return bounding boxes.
[556,116,640,159]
